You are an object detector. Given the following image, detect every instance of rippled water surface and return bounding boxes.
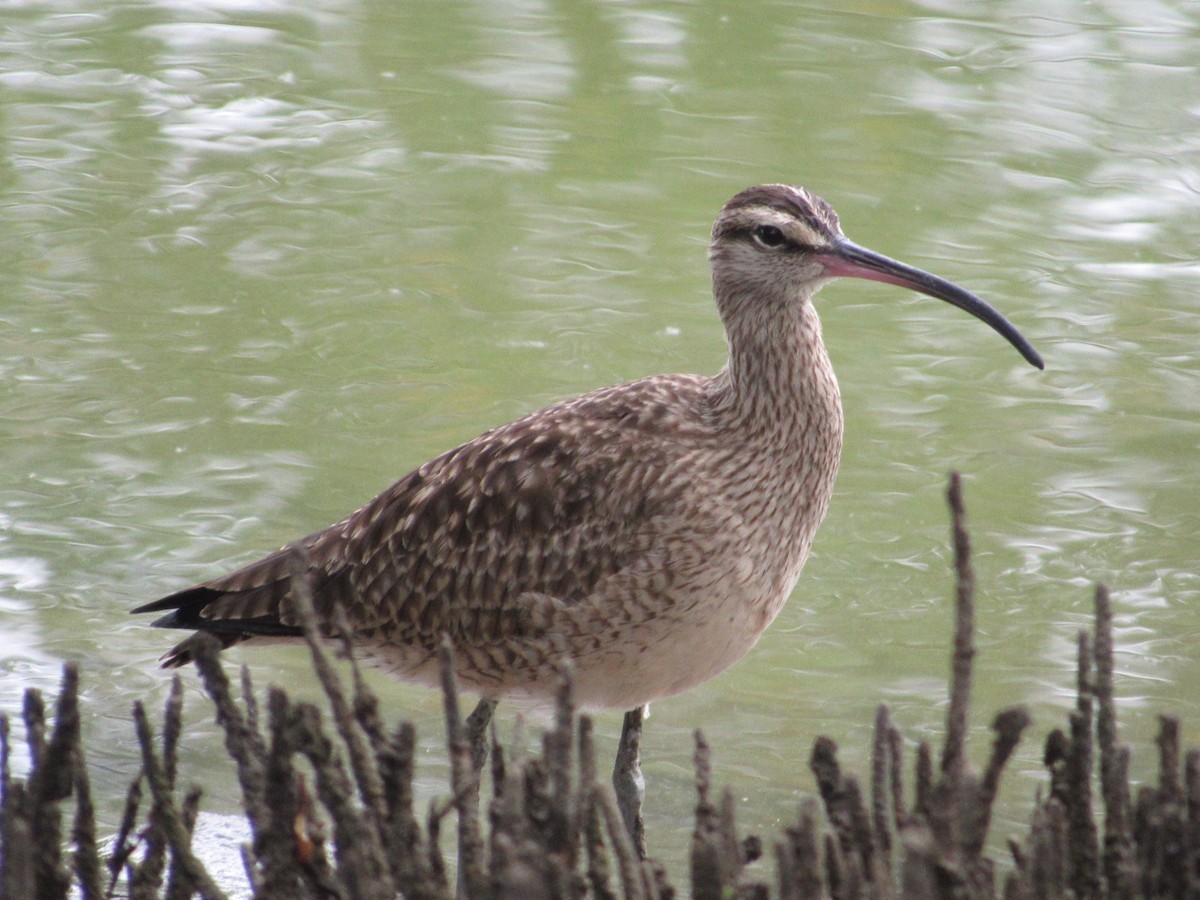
[2,0,1198,885]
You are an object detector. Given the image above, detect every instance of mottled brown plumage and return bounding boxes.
[135,184,1042,710]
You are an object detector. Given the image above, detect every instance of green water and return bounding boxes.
[1,0,1198,882]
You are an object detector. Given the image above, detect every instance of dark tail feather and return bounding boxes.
[133,582,305,668]
[156,630,251,668]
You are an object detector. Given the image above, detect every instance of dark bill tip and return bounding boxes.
[819,239,1044,370]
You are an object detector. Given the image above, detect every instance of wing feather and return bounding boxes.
[135,374,711,665]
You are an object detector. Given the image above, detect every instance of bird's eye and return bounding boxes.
[753,225,786,249]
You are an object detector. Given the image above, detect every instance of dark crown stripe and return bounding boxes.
[718,184,841,241]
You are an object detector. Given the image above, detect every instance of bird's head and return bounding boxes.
[709,184,1044,370]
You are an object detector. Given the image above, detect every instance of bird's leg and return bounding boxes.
[612,705,647,859]
[465,697,497,776]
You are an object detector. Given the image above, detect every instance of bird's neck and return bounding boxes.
[708,296,843,448]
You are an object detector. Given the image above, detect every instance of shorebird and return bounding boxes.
[135,184,1041,842]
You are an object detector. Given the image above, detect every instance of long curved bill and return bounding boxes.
[817,239,1044,370]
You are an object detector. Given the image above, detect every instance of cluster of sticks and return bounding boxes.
[1,474,1197,898]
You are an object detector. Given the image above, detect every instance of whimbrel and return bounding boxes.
[135,184,1042,842]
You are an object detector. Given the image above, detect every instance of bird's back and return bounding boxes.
[139,370,830,705]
